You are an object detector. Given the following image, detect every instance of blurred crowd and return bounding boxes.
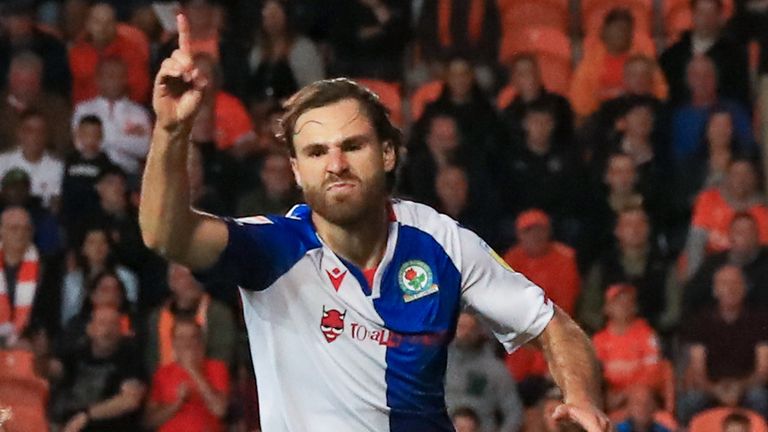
[0,0,767,431]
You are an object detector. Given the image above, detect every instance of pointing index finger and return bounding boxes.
[177,13,191,53]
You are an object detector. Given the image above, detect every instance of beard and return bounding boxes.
[302,170,388,227]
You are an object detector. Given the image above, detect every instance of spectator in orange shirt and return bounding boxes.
[592,284,662,411]
[68,3,150,104]
[189,53,257,159]
[144,319,230,432]
[569,9,666,120]
[503,209,580,315]
[685,158,768,276]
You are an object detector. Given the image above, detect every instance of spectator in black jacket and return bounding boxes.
[660,0,750,107]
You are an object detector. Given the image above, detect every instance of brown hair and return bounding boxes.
[277,78,402,190]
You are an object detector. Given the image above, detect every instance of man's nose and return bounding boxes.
[326,148,349,174]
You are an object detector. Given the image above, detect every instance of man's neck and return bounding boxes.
[91,342,118,359]
[22,149,43,163]
[608,318,633,334]
[729,248,759,266]
[718,304,743,323]
[691,93,716,108]
[313,203,389,269]
[3,246,26,266]
[520,86,543,103]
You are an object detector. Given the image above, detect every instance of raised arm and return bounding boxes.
[530,306,610,432]
[139,14,227,271]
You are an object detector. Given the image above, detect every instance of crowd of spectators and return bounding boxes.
[0,0,768,431]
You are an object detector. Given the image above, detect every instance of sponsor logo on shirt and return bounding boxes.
[320,306,346,343]
[398,260,438,302]
[320,305,449,347]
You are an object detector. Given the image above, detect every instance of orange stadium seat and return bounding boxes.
[582,0,653,37]
[354,79,403,127]
[0,350,49,432]
[410,80,445,122]
[499,27,572,94]
[663,0,734,43]
[499,0,570,33]
[689,408,768,432]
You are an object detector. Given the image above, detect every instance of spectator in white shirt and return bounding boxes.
[0,110,63,209]
[72,57,152,181]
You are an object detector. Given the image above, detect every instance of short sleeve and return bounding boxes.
[458,228,554,353]
[206,360,230,395]
[149,368,171,403]
[202,215,319,292]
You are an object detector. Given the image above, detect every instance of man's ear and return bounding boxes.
[382,140,396,173]
[290,157,302,188]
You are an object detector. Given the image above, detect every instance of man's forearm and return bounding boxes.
[534,307,603,407]
[143,401,183,429]
[139,125,196,258]
[88,386,145,420]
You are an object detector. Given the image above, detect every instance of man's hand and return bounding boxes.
[553,402,611,432]
[62,412,89,432]
[153,14,207,130]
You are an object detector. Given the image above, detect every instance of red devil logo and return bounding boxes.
[320,306,346,343]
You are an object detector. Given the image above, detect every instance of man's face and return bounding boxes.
[707,112,733,148]
[77,123,103,155]
[623,106,654,138]
[730,217,759,256]
[86,4,117,46]
[96,173,126,205]
[291,99,394,227]
[97,60,127,100]
[726,161,757,199]
[82,230,110,265]
[261,0,287,36]
[714,266,746,309]
[518,224,551,257]
[605,155,637,194]
[8,63,41,97]
[17,115,47,157]
[693,0,722,37]
[90,275,122,310]
[524,111,555,146]
[87,308,122,352]
[435,167,468,212]
[169,264,204,310]
[623,60,653,95]
[511,59,540,95]
[427,116,459,155]
[615,210,649,250]
[602,19,633,54]
[0,209,32,251]
[260,154,294,196]
[605,290,637,323]
[446,59,474,101]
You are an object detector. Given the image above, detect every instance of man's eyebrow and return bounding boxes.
[303,134,373,150]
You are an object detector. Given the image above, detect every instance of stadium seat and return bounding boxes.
[499,27,573,94]
[353,79,403,127]
[582,0,653,37]
[662,0,734,43]
[499,0,570,33]
[689,407,768,432]
[409,80,444,122]
[0,350,48,432]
